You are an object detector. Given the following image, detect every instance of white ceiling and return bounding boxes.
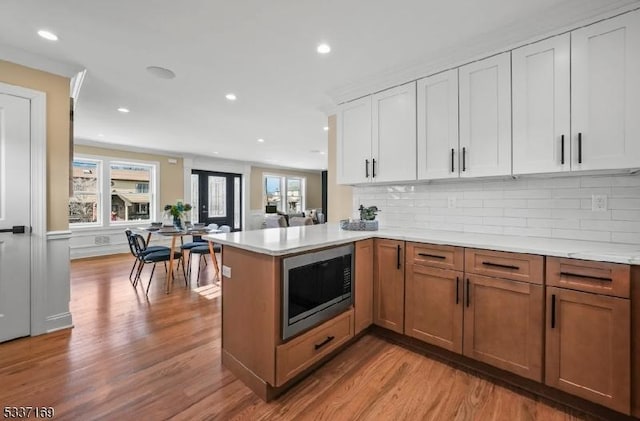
[0,0,638,170]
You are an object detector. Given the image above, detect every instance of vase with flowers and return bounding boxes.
[164,201,192,230]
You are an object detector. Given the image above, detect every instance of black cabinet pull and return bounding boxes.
[396,245,401,269]
[466,278,470,307]
[559,271,612,282]
[372,158,377,178]
[462,147,466,172]
[455,276,459,305]
[451,148,455,172]
[418,253,446,260]
[0,225,26,234]
[314,335,335,350]
[551,294,556,329]
[560,134,565,165]
[365,159,370,178]
[481,261,519,270]
[578,133,582,164]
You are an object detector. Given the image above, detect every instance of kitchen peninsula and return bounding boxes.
[205,224,640,417]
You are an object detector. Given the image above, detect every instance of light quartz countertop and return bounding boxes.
[203,223,640,264]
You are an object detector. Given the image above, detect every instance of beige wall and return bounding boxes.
[0,60,70,231]
[327,114,353,222]
[250,166,322,211]
[74,145,184,210]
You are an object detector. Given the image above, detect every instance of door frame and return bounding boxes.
[0,82,48,336]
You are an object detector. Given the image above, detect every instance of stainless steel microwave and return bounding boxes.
[282,244,353,340]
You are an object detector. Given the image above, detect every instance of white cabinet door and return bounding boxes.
[336,96,372,184]
[417,69,459,180]
[372,81,417,183]
[512,34,571,175]
[572,10,640,171]
[459,52,512,178]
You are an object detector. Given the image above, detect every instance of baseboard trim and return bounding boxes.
[45,312,73,333]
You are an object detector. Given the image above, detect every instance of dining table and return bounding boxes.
[137,226,222,293]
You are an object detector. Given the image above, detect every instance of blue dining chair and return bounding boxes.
[125,229,170,284]
[130,233,186,295]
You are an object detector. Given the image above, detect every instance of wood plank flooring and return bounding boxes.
[0,254,598,420]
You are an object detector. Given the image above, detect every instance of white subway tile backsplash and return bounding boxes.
[353,174,640,245]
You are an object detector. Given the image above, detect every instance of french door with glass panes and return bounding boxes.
[190,170,242,230]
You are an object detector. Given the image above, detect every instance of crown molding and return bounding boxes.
[0,43,84,78]
[327,1,640,105]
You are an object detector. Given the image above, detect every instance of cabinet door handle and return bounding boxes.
[551,294,556,329]
[372,158,377,178]
[462,147,466,172]
[578,133,582,164]
[365,159,370,178]
[451,148,455,173]
[418,253,446,260]
[481,261,519,270]
[559,271,612,282]
[466,278,470,307]
[314,335,335,350]
[560,134,565,165]
[396,245,401,269]
[455,276,460,304]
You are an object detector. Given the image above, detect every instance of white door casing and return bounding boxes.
[571,10,640,171]
[512,34,571,175]
[372,81,417,183]
[0,93,31,342]
[417,69,459,180]
[459,52,512,178]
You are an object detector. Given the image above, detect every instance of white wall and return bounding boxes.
[352,174,640,244]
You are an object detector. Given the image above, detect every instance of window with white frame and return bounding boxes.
[69,155,158,226]
[264,174,305,213]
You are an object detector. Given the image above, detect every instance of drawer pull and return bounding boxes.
[418,253,446,260]
[559,271,612,282]
[481,261,519,270]
[314,335,335,350]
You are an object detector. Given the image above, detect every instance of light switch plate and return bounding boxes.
[222,265,231,278]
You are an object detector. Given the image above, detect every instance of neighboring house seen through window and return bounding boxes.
[69,155,158,227]
[264,174,305,213]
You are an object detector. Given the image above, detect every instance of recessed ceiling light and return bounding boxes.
[317,43,331,54]
[257,138,265,143]
[146,66,176,79]
[97,133,105,137]
[213,151,219,154]
[323,126,329,131]
[117,107,130,113]
[37,30,58,41]
[225,93,237,101]
[320,151,326,155]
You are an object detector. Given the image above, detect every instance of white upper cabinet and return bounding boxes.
[336,96,372,184]
[512,34,571,175]
[372,81,417,183]
[417,69,459,180]
[459,52,512,178]
[571,10,640,171]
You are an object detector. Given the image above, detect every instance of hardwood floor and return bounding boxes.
[0,254,597,420]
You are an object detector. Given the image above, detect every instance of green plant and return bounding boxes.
[164,201,192,219]
[358,205,379,221]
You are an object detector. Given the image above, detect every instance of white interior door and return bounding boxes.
[0,93,31,342]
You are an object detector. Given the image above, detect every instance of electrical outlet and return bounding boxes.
[592,194,607,212]
[447,196,457,208]
[222,265,231,279]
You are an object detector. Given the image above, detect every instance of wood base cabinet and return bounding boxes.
[463,274,544,381]
[373,239,405,334]
[546,257,632,414]
[404,243,464,353]
[354,239,374,335]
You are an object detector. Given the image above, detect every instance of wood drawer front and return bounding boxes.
[408,242,463,271]
[464,248,543,284]
[546,257,630,298]
[275,309,354,387]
